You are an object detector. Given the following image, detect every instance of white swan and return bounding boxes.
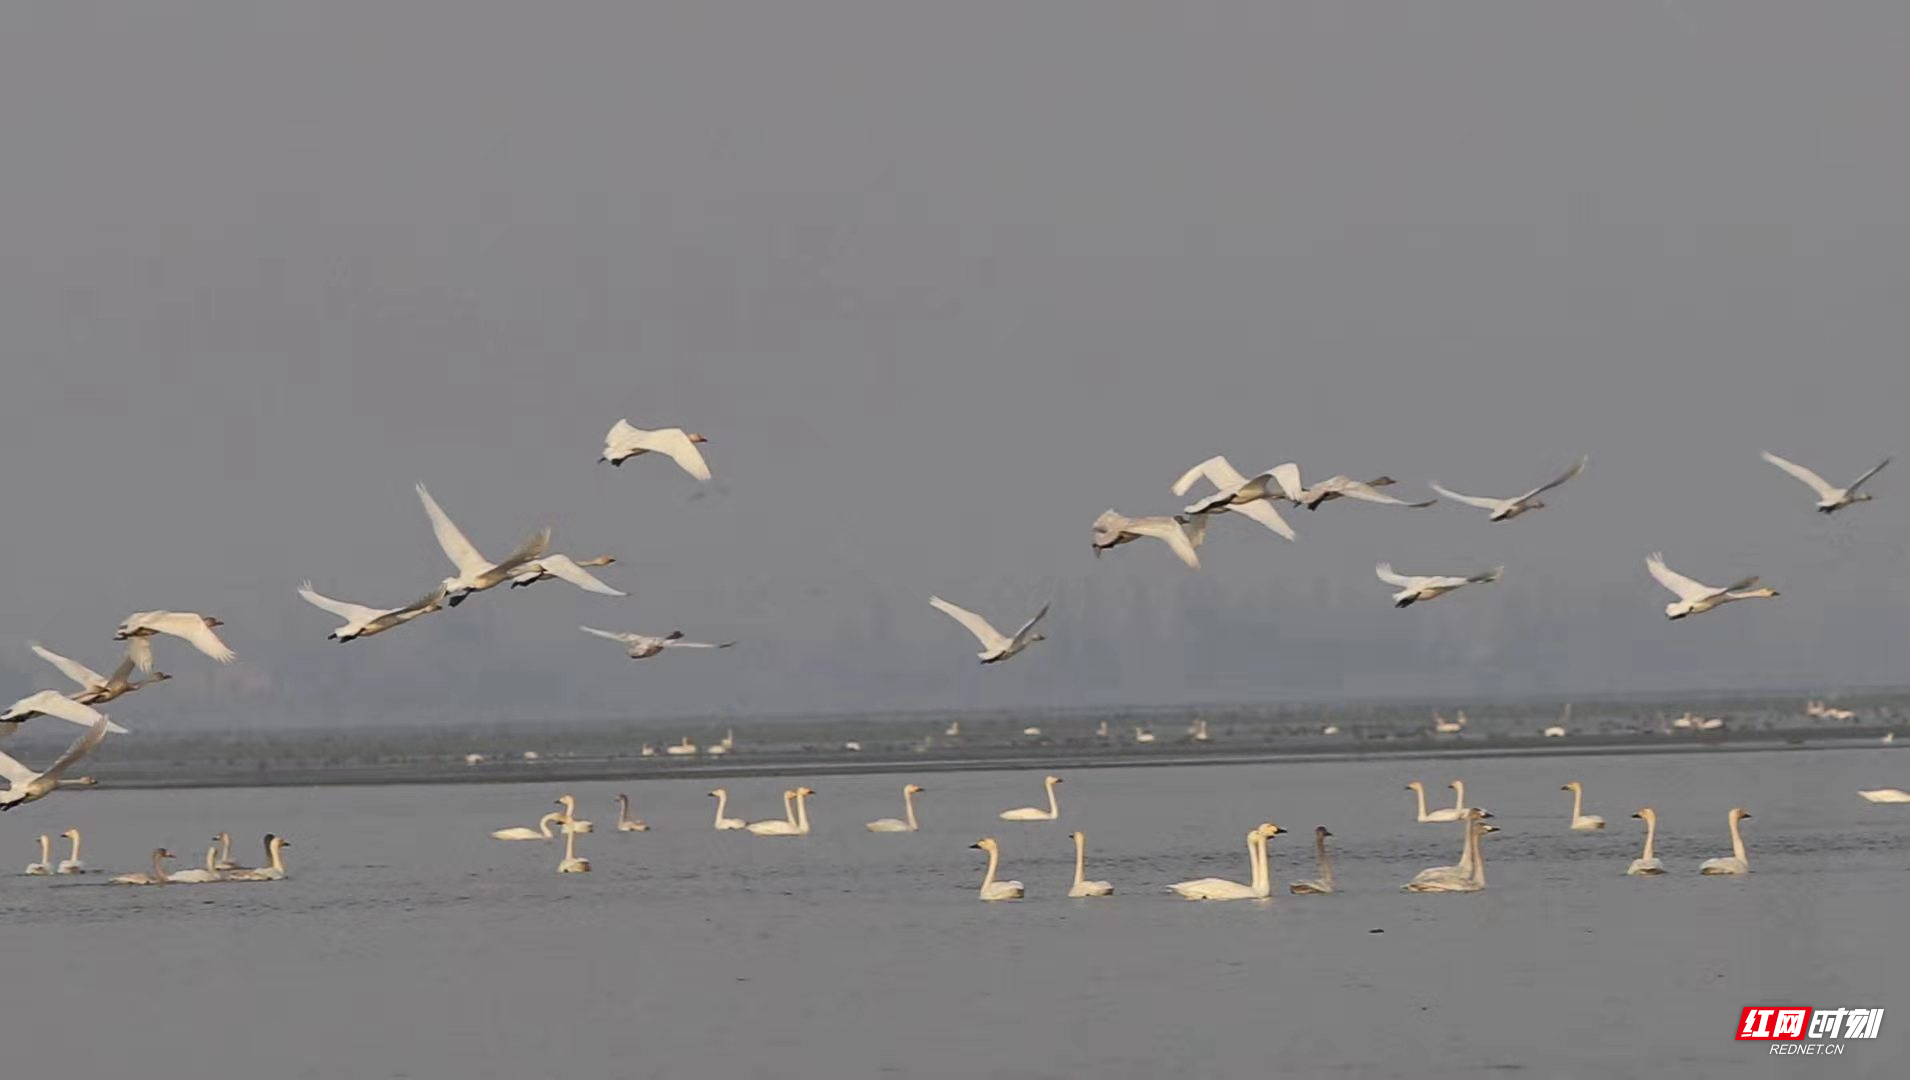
[111,848,175,886]
[1698,808,1752,875]
[1647,552,1778,620]
[999,775,1063,821]
[749,787,813,836]
[1561,781,1607,830]
[298,581,446,641]
[580,626,735,659]
[1405,780,1468,823]
[929,596,1049,664]
[970,837,1025,900]
[1627,808,1667,875]
[1289,826,1336,895]
[1761,451,1889,514]
[1169,456,1298,540]
[553,794,594,833]
[168,846,225,884]
[492,812,564,841]
[508,554,625,597]
[58,828,87,874]
[709,788,747,830]
[1090,509,1208,568]
[601,420,712,480]
[1404,810,1493,892]
[1258,463,1435,512]
[24,833,51,875]
[867,784,924,832]
[615,793,649,832]
[1431,456,1587,522]
[1133,727,1157,744]
[213,832,246,871]
[30,642,170,710]
[666,737,699,756]
[226,834,290,881]
[1858,788,1910,804]
[413,483,552,607]
[0,691,129,735]
[114,611,235,667]
[1377,563,1503,607]
[746,789,795,832]
[0,718,110,810]
[558,821,591,873]
[1169,823,1283,900]
[1068,831,1114,897]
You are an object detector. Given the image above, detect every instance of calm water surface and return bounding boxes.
[3,747,1905,1079]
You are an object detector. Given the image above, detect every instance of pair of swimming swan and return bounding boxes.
[1404,809,1495,892]
[1404,780,1474,822]
[1623,807,1751,875]
[999,775,1063,821]
[746,788,814,836]
[1170,823,1285,900]
[492,795,594,840]
[968,832,1115,900]
[23,829,87,875]
[112,834,290,885]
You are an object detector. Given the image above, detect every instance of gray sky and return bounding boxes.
[4,3,1909,730]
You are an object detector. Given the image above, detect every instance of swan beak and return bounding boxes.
[968,842,983,850]
[1630,812,1642,819]
[1739,812,1752,820]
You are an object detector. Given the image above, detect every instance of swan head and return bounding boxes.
[1561,781,1582,792]
[204,616,225,628]
[1665,603,1690,620]
[688,433,709,444]
[1315,826,1332,839]
[155,848,175,860]
[1632,808,1656,821]
[1729,808,1752,822]
[1404,781,1423,791]
[707,789,725,798]
[1044,775,1064,786]
[970,837,1000,853]
[904,784,924,794]
[1479,824,1501,834]
[1256,822,1284,839]
[584,555,617,567]
[62,828,79,840]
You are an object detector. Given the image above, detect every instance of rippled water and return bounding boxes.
[3,746,1904,1078]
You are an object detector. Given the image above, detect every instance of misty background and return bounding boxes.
[2,3,1908,731]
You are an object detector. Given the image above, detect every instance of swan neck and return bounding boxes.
[204,846,219,872]
[1455,822,1476,875]
[1570,786,1584,820]
[981,846,999,889]
[153,850,169,884]
[782,790,796,824]
[1072,834,1087,886]
[39,835,50,861]
[1247,831,1269,897]
[1045,780,1059,818]
[1642,815,1657,860]
[269,838,285,872]
[564,825,578,860]
[1450,782,1466,811]
[1729,814,1747,865]
[712,791,728,826]
[794,791,809,833]
[618,795,630,826]
[1468,820,1486,887]
[1412,784,1429,820]
[903,789,918,830]
[220,833,232,862]
[1316,835,1334,885]
[70,831,81,860]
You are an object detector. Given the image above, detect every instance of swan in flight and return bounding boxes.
[615,794,649,832]
[1289,826,1336,895]
[1090,510,1208,568]
[1561,781,1607,830]
[558,821,591,873]
[1169,823,1283,900]
[970,837,1025,900]
[115,611,234,668]
[58,828,87,874]
[492,812,565,841]
[111,848,176,886]
[1000,775,1063,821]
[1068,831,1114,897]
[0,691,129,736]
[1168,457,1298,540]
[708,789,747,830]
[1647,553,1778,620]
[1431,456,1587,522]
[414,484,553,606]
[30,643,170,710]
[0,718,110,810]
[580,626,735,659]
[1698,808,1752,875]
[1627,808,1667,875]
[749,788,813,836]
[168,846,226,884]
[867,784,925,832]
[298,581,447,641]
[1406,780,1469,822]
[929,596,1049,664]
[509,554,625,596]
[1761,451,1889,514]
[1858,788,1910,804]
[226,835,290,881]
[24,834,52,875]
[1185,461,1432,512]
[1376,564,1503,607]
[601,420,712,480]
[1404,810,1493,892]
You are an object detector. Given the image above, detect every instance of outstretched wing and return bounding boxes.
[1171,456,1248,497]
[1515,456,1588,502]
[1226,498,1297,541]
[2,692,127,734]
[298,582,384,624]
[662,639,737,649]
[1428,483,1504,511]
[929,596,1010,651]
[1375,563,1416,587]
[1267,462,1306,503]
[637,428,713,481]
[126,637,154,674]
[390,584,449,618]
[147,613,236,664]
[489,529,554,577]
[31,644,107,691]
[539,554,627,597]
[580,625,638,645]
[1646,552,1715,602]
[1466,567,1506,585]
[604,418,644,458]
[1124,516,1202,569]
[0,749,34,788]
[1011,603,1052,645]
[1847,457,1891,493]
[1759,452,1838,500]
[414,484,491,576]
[1329,478,1435,508]
[42,718,109,781]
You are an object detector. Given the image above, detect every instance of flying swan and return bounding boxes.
[0,691,129,736]
[29,642,170,710]
[1647,552,1778,620]
[1858,788,1910,804]
[1168,456,1300,540]
[580,626,735,659]
[867,784,924,832]
[970,837,1025,900]
[600,420,712,480]
[115,611,235,668]
[414,483,552,606]
[1169,823,1283,900]
[1377,564,1503,607]
[1761,451,1889,514]
[0,718,110,810]
[929,596,1049,664]
[298,581,447,640]
[1091,510,1209,567]
[1431,456,1587,522]
[509,555,625,596]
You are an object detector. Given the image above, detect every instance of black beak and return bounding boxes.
[968,842,982,850]
[447,594,466,607]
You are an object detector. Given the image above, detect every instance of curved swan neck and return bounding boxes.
[1450,781,1466,812]
[1641,814,1657,860]
[903,788,918,830]
[1411,784,1429,820]
[538,813,560,839]
[1045,780,1059,818]
[981,846,1000,889]
[617,795,631,826]
[153,850,170,884]
[1729,814,1747,864]
[1570,785,1584,820]
[712,791,729,826]
[1072,834,1087,887]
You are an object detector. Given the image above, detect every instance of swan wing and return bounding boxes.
[1266,462,1306,503]
[489,529,554,579]
[1329,477,1435,507]
[1226,497,1296,541]
[1515,455,1588,502]
[42,718,109,781]
[660,639,735,649]
[1010,603,1052,645]
[0,749,34,788]
[146,613,236,664]
[1428,483,1503,511]
[604,418,645,457]
[1847,456,1891,493]
[1467,567,1505,585]
[580,626,639,645]
[1760,451,1838,499]
[1375,563,1417,588]
[1123,516,1202,568]
[3,692,127,734]
[414,484,491,575]
[1646,553,1715,602]
[635,428,713,481]
[126,636,154,674]
[1172,456,1247,497]
[297,582,384,624]
[30,644,106,690]
[929,596,1009,650]
[538,554,627,597]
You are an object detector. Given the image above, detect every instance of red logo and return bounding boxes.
[1738,1007,1812,1040]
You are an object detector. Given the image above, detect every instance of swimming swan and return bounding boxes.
[999,775,1063,821]
[114,611,235,668]
[1562,781,1607,830]
[615,794,649,832]
[298,581,446,640]
[1698,808,1752,875]
[1404,810,1493,892]
[226,835,290,881]
[600,421,712,480]
[58,828,87,874]
[24,834,52,875]
[1431,456,1587,522]
[552,795,595,833]
[1289,826,1336,895]
[970,837,1025,900]
[1647,553,1778,620]
[867,784,924,832]
[929,596,1050,664]
[510,554,626,596]
[1091,510,1209,568]
[413,483,553,607]
[111,848,176,886]
[1627,808,1667,875]
[1377,564,1504,607]
[1068,831,1114,897]
[558,821,591,873]
[213,832,247,871]
[1169,823,1283,900]
[168,845,226,884]
[709,789,747,830]
[580,626,736,659]
[492,812,565,841]
[1405,780,1468,823]
[0,718,110,810]
[1859,788,1910,804]
[749,787,813,836]
[1760,451,1889,514]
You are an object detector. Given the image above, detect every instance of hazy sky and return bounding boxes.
[4,4,1909,730]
